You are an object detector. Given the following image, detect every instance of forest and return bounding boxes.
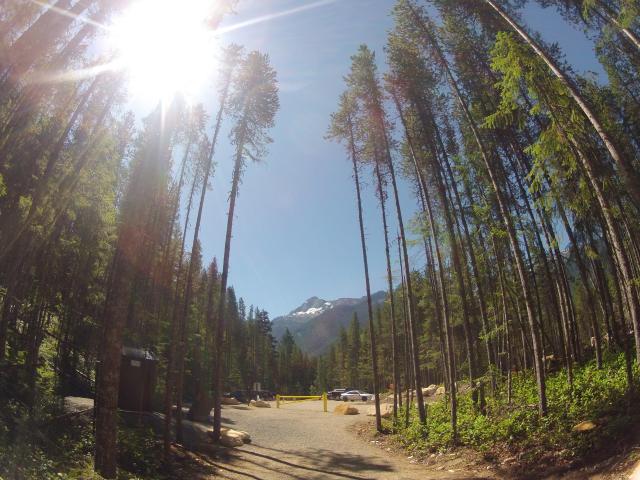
[1,0,640,478]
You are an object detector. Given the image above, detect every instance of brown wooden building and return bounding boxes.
[118,346,157,412]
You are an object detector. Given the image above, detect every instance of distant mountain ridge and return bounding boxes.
[271,291,387,356]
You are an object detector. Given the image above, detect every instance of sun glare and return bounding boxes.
[108,0,218,102]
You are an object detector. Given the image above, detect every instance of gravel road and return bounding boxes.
[199,399,493,480]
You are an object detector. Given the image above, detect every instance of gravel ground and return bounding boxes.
[198,399,493,480]
[64,396,493,478]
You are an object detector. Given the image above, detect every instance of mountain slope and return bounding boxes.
[271,291,386,356]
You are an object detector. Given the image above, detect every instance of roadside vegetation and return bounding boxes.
[392,354,639,473]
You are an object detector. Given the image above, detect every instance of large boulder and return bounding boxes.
[422,385,438,397]
[435,386,446,396]
[367,403,392,418]
[64,396,94,414]
[221,396,241,406]
[334,404,359,415]
[234,430,251,443]
[221,427,251,443]
[220,430,244,447]
[250,399,271,408]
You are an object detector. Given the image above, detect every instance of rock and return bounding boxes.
[573,421,597,432]
[221,427,251,443]
[221,396,241,405]
[435,386,446,396]
[422,385,438,397]
[366,403,393,418]
[334,404,359,415]
[220,430,244,447]
[63,396,94,414]
[250,399,271,408]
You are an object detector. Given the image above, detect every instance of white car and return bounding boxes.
[340,390,374,402]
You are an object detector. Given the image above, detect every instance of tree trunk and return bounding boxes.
[213,125,256,438]
[416,159,458,440]
[94,245,130,479]
[163,146,200,457]
[374,162,399,421]
[398,234,413,429]
[174,85,229,444]
[414,98,478,392]
[433,115,495,393]
[592,1,640,53]
[381,128,426,424]
[394,96,457,436]
[342,117,383,432]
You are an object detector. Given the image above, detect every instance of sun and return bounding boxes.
[108,0,219,102]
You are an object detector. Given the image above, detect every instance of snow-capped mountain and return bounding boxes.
[271,292,386,356]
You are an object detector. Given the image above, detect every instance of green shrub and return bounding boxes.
[391,352,640,463]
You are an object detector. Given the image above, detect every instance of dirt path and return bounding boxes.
[198,399,493,480]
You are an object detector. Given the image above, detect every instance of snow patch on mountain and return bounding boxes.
[294,306,330,316]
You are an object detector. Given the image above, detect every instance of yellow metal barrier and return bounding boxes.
[276,392,327,412]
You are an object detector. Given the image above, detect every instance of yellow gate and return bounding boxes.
[276,393,328,412]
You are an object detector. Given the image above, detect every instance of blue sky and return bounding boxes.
[147,0,605,318]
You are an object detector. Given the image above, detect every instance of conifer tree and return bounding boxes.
[212,50,279,441]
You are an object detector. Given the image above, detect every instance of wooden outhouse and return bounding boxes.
[118,346,157,412]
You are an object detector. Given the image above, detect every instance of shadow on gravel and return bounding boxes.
[222,444,393,479]
[191,453,265,480]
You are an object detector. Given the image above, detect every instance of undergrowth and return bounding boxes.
[0,406,171,480]
[388,351,640,467]
[0,336,177,480]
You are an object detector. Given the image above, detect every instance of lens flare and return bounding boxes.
[108,0,218,102]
